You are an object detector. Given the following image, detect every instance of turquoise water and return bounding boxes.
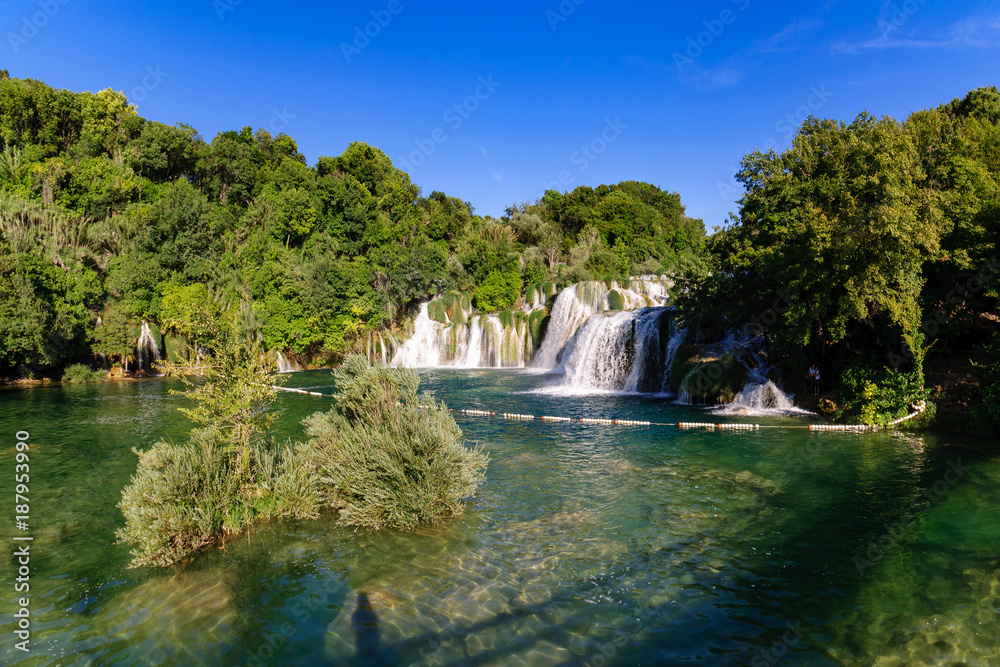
[1,369,999,665]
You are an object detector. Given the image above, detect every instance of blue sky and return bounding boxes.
[2,0,999,228]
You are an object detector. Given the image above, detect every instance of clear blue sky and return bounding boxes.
[2,0,998,228]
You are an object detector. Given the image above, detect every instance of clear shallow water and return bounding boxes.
[0,370,998,665]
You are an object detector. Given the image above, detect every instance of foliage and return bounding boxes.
[838,361,929,426]
[679,87,1000,417]
[969,334,1000,435]
[117,325,321,568]
[473,268,522,313]
[61,363,105,383]
[302,355,488,530]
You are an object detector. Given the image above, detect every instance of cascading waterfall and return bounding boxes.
[275,350,302,373]
[391,306,538,369]
[391,303,443,367]
[136,321,161,374]
[389,278,671,373]
[531,279,669,371]
[660,325,687,394]
[556,308,678,393]
[674,329,807,414]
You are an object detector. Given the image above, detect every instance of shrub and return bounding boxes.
[302,355,488,530]
[473,268,521,313]
[116,429,320,568]
[116,322,315,568]
[839,362,929,425]
[607,289,625,311]
[969,335,1000,435]
[62,363,105,383]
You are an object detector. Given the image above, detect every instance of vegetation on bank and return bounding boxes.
[0,70,705,380]
[2,69,999,429]
[116,323,486,568]
[678,86,1000,428]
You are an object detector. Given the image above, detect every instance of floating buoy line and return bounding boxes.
[272,387,928,433]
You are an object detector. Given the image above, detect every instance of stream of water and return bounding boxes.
[1,370,998,665]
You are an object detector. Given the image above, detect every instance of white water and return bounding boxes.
[275,350,302,373]
[673,329,808,415]
[136,321,161,373]
[531,279,670,371]
[716,379,810,415]
[391,303,443,367]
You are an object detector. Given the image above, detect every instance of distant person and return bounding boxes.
[808,364,821,397]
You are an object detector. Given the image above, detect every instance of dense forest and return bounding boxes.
[0,71,706,378]
[1,71,998,431]
[679,86,1000,429]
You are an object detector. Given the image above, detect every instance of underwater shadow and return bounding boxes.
[351,592,396,666]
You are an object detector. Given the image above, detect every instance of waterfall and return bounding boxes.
[557,307,675,393]
[672,329,807,413]
[391,303,445,368]
[661,325,687,395]
[275,350,301,373]
[136,321,161,374]
[458,316,483,368]
[531,279,669,371]
[718,380,804,414]
[391,303,540,369]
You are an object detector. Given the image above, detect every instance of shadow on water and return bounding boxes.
[351,593,395,666]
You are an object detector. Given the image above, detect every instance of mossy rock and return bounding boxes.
[427,299,449,324]
[147,321,164,351]
[678,354,748,404]
[529,310,549,345]
[496,310,514,329]
[671,344,702,390]
[607,289,625,311]
[164,336,189,364]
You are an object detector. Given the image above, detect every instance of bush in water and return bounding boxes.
[302,355,488,530]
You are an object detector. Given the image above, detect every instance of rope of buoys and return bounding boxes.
[808,424,878,431]
[270,385,325,397]
[272,386,924,433]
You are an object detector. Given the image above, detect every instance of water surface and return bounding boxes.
[1,370,998,665]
